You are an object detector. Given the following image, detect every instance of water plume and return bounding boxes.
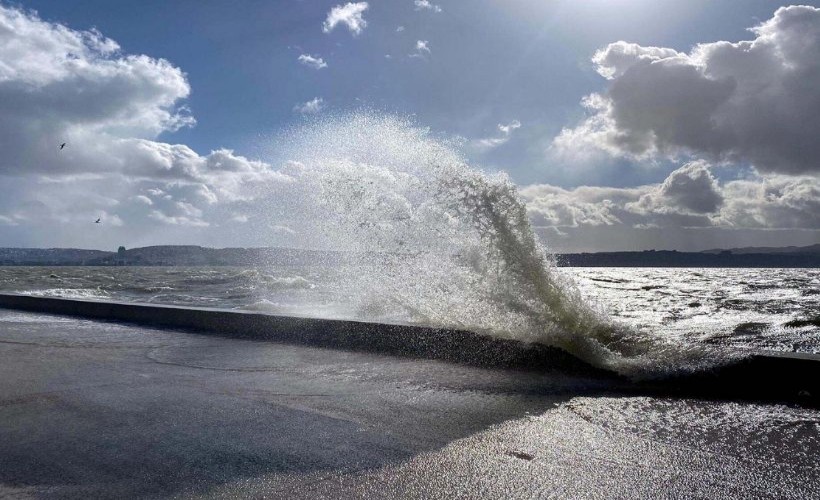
[258,112,719,377]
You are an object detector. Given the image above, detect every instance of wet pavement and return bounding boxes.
[0,309,818,499]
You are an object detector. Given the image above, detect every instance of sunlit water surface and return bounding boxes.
[1,265,817,357]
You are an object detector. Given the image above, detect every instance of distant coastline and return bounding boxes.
[556,248,820,268]
[1,244,818,268]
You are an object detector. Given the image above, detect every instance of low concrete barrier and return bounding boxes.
[0,293,603,376]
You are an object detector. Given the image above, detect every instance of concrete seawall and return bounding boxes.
[0,293,600,375]
[0,293,818,405]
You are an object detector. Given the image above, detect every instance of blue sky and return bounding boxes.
[17,0,788,185]
[0,1,818,251]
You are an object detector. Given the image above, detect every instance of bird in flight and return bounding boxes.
[95,217,101,224]
[59,143,66,150]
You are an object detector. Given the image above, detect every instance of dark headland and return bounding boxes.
[1,243,819,267]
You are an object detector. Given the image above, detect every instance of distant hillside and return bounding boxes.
[89,246,344,267]
[557,249,820,267]
[0,245,346,267]
[701,244,820,255]
[0,244,818,267]
[0,248,111,265]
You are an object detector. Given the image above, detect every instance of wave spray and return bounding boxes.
[261,112,715,376]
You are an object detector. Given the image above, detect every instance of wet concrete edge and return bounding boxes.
[0,293,607,376]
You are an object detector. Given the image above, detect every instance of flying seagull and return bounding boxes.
[95,217,101,224]
[60,143,66,150]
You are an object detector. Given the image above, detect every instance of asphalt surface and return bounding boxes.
[0,308,818,499]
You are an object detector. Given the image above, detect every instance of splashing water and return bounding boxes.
[259,112,723,377]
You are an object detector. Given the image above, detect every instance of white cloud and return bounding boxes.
[474,120,521,150]
[270,224,296,235]
[99,213,124,227]
[555,6,820,175]
[0,215,20,226]
[322,2,369,36]
[174,201,203,218]
[297,54,327,69]
[630,161,723,215]
[0,5,299,245]
[521,183,639,229]
[149,209,209,227]
[0,5,283,194]
[396,26,405,32]
[410,40,431,58]
[414,0,442,13]
[293,97,325,114]
[133,195,153,206]
[0,6,196,179]
[498,121,522,136]
[591,42,681,80]
[520,162,819,233]
[717,175,820,229]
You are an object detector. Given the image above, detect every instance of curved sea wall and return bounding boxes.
[0,293,602,375]
[0,292,818,406]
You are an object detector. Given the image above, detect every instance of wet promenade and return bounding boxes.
[0,305,818,498]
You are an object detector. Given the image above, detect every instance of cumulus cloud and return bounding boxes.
[520,162,819,233]
[414,0,442,13]
[149,209,209,227]
[0,6,192,175]
[0,5,292,245]
[521,183,641,229]
[322,2,369,36]
[631,161,723,215]
[410,40,431,58]
[133,195,153,206]
[554,5,820,175]
[297,54,327,69]
[0,6,280,187]
[474,120,522,150]
[717,175,820,229]
[293,97,325,114]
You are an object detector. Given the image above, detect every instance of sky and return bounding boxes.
[0,0,818,252]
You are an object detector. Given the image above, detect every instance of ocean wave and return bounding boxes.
[260,275,315,290]
[265,112,723,378]
[242,299,284,313]
[21,288,110,300]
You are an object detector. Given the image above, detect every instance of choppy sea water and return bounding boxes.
[1,265,817,358]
